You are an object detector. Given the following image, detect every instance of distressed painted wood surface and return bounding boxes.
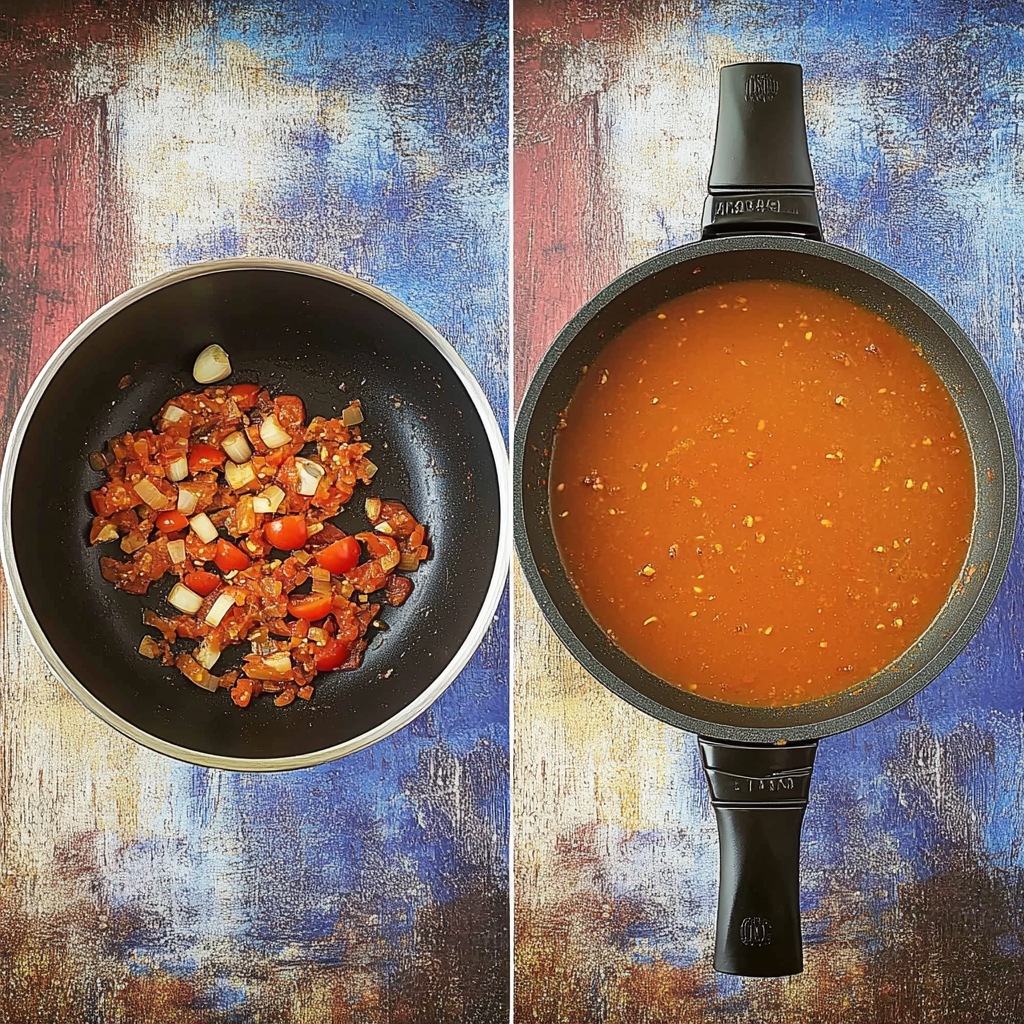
[0,3,508,1022]
[513,2,1024,1020]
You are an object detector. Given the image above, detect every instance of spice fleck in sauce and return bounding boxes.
[549,281,975,706]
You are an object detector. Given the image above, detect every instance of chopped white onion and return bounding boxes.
[167,539,187,564]
[194,639,222,670]
[365,497,382,521]
[380,548,400,573]
[224,460,257,490]
[342,403,364,426]
[162,404,187,423]
[204,592,235,627]
[295,458,326,496]
[167,455,189,482]
[177,486,199,515]
[133,478,171,510]
[259,414,292,449]
[364,460,378,478]
[190,512,218,544]
[221,430,253,464]
[374,521,394,535]
[252,484,285,515]
[193,343,232,384]
[168,583,203,615]
[311,566,332,594]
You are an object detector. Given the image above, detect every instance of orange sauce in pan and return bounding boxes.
[549,280,975,707]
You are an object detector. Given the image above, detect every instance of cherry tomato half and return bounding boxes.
[188,443,226,474]
[228,383,262,409]
[184,570,221,596]
[156,511,190,533]
[315,637,351,672]
[214,538,250,572]
[264,515,308,550]
[287,593,333,621]
[315,536,361,575]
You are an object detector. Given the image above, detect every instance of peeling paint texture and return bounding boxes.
[514,2,1024,1021]
[0,2,508,1021]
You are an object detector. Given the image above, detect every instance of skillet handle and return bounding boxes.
[698,737,819,976]
[701,62,822,240]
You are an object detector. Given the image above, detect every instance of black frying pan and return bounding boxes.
[1,258,508,771]
[514,64,1017,976]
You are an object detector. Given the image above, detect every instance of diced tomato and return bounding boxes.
[315,637,351,671]
[228,383,262,409]
[90,490,107,516]
[215,538,250,572]
[188,443,226,474]
[264,515,308,550]
[155,511,190,533]
[286,592,333,621]
[315,536,361,575]
[184,570,221,596]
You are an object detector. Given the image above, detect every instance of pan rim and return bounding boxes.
[1,256,510,772]
[513,234,1018,742]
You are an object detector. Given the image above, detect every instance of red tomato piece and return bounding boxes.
[184,570,220,596]
[287,593,333,621]
[264,515,308,550]
[188,443,226,474]
[155,511,189,533]
[215,538,250,572]
[315,637,351,671]
[315,536,361,575]
[228,384,262,409]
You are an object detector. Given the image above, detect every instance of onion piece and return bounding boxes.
[364,460,378,478]
[139,635,164,659]
[168,582,203,615]
[252,484,285,514]
[177,486,200,514]
[243,651,293,680]
[133,478,171,510]
[295,458,326,496]
[205,592,235,627]
[374,521,394,535]
[193,343,232,384]
[311,566,332,594]
[162,404,187,423]
[222,430,253,464]
[167,456,189,482]
[194,638,222,670]
[224,460,257,490]
[365,497,382,521]
[190,512,218,544]
[259,414,292,449]
[308,626,328,645]
[167,539,187,564]
[397,551,420,572]
[342,403,364,426]
[380,548,400,573]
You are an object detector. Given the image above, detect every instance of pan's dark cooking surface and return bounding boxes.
[4,262,506,767]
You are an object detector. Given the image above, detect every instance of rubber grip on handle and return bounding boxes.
[698,737,819,976]
[702,62,821,238]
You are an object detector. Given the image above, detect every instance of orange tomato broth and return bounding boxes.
[549,280,975,707]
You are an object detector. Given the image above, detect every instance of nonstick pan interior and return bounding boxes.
[515,235,1017,743]
[5,261,505,768]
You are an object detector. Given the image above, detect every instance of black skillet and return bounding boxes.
[1,258,508,772]
[514,63,1017,976]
